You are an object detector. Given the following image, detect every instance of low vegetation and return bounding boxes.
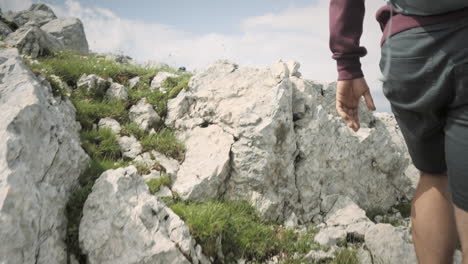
[22,50,191,263]
[168,199,329,263]
[146,174,172,194]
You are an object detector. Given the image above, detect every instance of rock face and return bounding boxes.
[129,98,161,131]
[0,48,88,263]
[0,21,12,38]
[365,224,417,264]
[41,18,89,53]
[5,3,57,27]
[172,125,234,201]
[165,60,416,223]
[79,166,210,264]
[4,23,64,58]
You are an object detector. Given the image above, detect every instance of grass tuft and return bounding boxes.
[146,174,172,194]
[140,128,185,161]
[80,128,121,160]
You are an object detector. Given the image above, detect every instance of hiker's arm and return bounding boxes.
[329,0,367,80]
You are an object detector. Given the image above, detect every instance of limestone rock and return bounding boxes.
[0,21,12,38]
[150,71,177,91]
[365,224,416,264]
[166,60,417,224]
[5,3,57,27]
[293,79,416,221]
[172,125,234,201]
[118,136,142,160]
[79,166,210,264]
[4,23,63,58]
[315,197,373,246]
[0,48,88,264]
[133,150,180,176]
[166,60,297,221]
[105,82,128,100]
[128,76,140,89]
[76,74,109,94]
[129,98,161,131]
[41,18,89,53]
[98,117,121,134]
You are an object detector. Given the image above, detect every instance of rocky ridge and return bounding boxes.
[0,3,459,264]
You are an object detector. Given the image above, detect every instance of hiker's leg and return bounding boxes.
[446,113,468,264]
[411,171,457,264]
[454,206,468,264]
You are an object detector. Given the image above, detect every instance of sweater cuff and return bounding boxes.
[336,58,364,80]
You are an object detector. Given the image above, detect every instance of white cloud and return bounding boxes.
[0,0,33,12]
[49,0,390,111]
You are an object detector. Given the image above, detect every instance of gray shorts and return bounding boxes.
[380,15,468,211]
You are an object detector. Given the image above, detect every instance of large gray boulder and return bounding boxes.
[41,18,89,53]
[4,3,57,27]
[79,166,210,264]
[172,125,234,201]
[165,60,417,223]
[4,23,63,58]
[0,48,88,264]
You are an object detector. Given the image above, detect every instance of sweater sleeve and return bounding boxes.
[329,0,367,80]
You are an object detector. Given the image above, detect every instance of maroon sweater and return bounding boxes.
[329,0,468,80]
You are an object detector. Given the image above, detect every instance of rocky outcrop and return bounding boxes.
[0,48,88,263]
[4,23,64,58]
[79,166,210,264]
[41,18,89,53]
[129,98,161,131]
[150,71,177,91]
[172,125,234,201]
[165,60,417,223]
[0,20,12,38]
[4,3,57,27]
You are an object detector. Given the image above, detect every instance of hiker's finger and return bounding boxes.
[364,90,376,111]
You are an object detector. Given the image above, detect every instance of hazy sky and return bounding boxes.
[0,0,391,111]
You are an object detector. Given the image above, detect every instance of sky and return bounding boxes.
[0,0,391,112]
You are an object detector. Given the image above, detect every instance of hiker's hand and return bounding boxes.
[336,78,376,132]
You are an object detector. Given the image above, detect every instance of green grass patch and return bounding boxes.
[73,98,129,130]
[28,50,176,86]
[169,199,326,263]
[80,128,121,160]
[164,74,191,99]
[120,122,146,140]
[331,248,359,264]
[146,174,172,194]
[140,128,185,161]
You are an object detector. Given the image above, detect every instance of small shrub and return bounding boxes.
[80,128,121,160]
[140,128,185,161]
[146,174,172,194]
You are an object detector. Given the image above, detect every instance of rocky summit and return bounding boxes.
[0,3,458,264]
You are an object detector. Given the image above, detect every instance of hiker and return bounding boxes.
[329,0,468,263]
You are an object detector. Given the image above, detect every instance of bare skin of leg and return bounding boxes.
[411,171,458,264]
[454,204,468,264]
